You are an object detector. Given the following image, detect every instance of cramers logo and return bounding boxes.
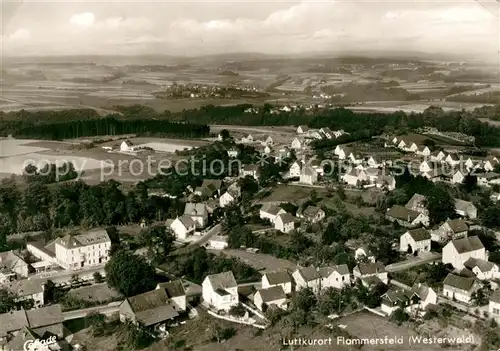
[23,336,57,351]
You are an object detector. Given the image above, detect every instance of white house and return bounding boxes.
[254,286,287,311]
[288,161,302,178]
[399,228,431,254]
[202,271,238,311]
[170,215,197,240]
[275,213,295,233]
[300,166,318,185]
[184,203,208,229]
[292,266,321,294]
[297,125,309,134]
[120,140,135,152]
[291,138,303,150]
[454,199,477,219]
[156,280,187,312]
[207,235,229,250]
[219,190,239,208]
[451,170,466,184]
[442,274,480,304]
[353,262,388,285]
[489,290,500,319]
[260,204,286,224]
[386,205,429,228]
[442,236,486,270]
[262,271,292,294]
[464,258,499,281]
[318,265,350,290]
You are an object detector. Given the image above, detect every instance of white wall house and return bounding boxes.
[254,286,287,311]
[442,236,486,270]
[292,266,321,294]
[399,228,431,254]
[489,290,500,320]
[262,271,292,294]
[202,271,239,311]
[170,215,197,240]
[443,274,480,304]
[275,213,295,233]
[259,204,286,224]
[318,265,350,290]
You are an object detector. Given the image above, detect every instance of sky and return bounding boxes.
[1,0,499,59]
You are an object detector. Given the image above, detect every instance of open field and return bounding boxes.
[210,249,297,273]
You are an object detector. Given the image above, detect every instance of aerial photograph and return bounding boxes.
[2,0,500,350]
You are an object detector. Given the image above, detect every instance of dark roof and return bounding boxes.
[386,205,421,222]
[450,236,484,254]
[256,286,286,302]
[443,274,476,291]
[445,218,469,233]
[264,271,292,285]
[356,262,386,275]
[157,280,186,298]
[406,228,431,242]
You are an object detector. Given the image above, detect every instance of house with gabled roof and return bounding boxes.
[386,205,429,228]
[262,271,293,294]
[318,264,350,290]
[353,262,388,285]
[254,286,287,311]
[259,204,286,224]
[275,213,295,233]
[381,289,420,316]
[399,228,431,254]
[119,289,179,327]
[489,289,500,319]
[442,273,480,304]
[454,199,477,219]
[463,258,499,281]
[156,280,187,312]
[442,236,486,269]
[202,271,238,311]
[432,218,469,243]
[292,266,321,294]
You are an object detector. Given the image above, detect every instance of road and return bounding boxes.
[386,252,441,273]
[63,301,121,321]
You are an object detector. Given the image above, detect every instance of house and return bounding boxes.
[241,164,260,180]
[416,145,431,157]
[119,289,179,327]
[202,271,238,311]
[300,166,318,185]
[120,140,135,152]
[442,274,480,304]
[297,206,325,223]
[156,280,187,312]
[399,228,431,254]
[220,190,239,208]
[48,228,111,270]
[207,235,229,250]
[445,153,461,166]
[452,170,466,184]
[184,203,208,229]
[464,258,499,281]
[386,205,429,228]
[259,204,286,223]
[297,125,309,134]
[262,271,292,294]
[489,290,500,319]
[227,147,239,158]
[353,262,388,285]
[292,266,321,294]
[381,289,420,316]
[275,213,295,233]
[454,199,477,219]
[442,236,486,269]
[430,150,447,162]
[318,265,350,290]
[412,283,438,310]
[254,286,287,311]
[0,251,30,283]
[0,305,64,347]
[320,127,334,139]
[288,161,302,178]
[405,193,429,215]
[376,175,396,191]
[433,219,469,243]
[169,215,197,240]
[354,247,375,263]
[241,134,254,143]
[476,172,500,187]
[291,138,303,150]
[8,279,45,307]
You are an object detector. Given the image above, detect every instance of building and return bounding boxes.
[202,272,239,311]
[292,266,321,294]
[120,140,135,152]
[386,205,429,228]
[297,125,309,134]
[8,279,45,307]
[0,251,30,283]
[442,236,486,270]
[259,204,286,224]
[489,290,500,319]
[381,289,420,316]
[399,228,431,254]
[241,164,260,180]
[288,161,302,178]
[318,265,350,290]
[300,166,318,185]
[156,280,187,312]
[405,194,428,215]
[297,206,325,223]
[119,289,179,327]
[433,219,469,243]
[454,199,477,219]
[463,258,499,281]
[184,203,208,229]
[169,215,197,240]
[262,271,292,294]
[207,235,229,250]
[442,274,479,304]
[353,262,388,285]
[291,138,303,150]
[254,286,287,311]
[275,213,295,233]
